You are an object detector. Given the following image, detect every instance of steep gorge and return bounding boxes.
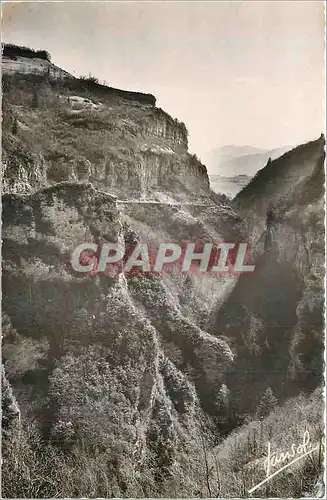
[209,137,325,416]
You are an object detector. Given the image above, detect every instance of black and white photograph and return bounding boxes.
[1,1,326,498]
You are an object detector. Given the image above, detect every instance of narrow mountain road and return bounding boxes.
[117,200,214,208]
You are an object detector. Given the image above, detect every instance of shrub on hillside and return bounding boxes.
[257,387,278,417]
[3,43,51,61]
[79,73,100,84]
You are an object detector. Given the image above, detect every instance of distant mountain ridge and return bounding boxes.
[204,144,293,177]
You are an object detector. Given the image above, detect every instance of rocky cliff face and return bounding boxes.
[2,73,209,202]
[2,54,73,80]
[2,182,236,496]
[1,68,237,496]
[209,139,325,416]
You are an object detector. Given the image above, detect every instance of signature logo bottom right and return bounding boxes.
[248,430,321,494]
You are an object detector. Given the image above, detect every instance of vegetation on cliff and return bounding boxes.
[2,43,52,62]
[1,58,325,498]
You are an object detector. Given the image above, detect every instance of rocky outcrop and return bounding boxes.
[2,44,156,105]
[2,73,209,200]
[141,107,188,147]
[2,54,73,80]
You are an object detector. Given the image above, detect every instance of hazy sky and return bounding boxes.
[2,1,325,159]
